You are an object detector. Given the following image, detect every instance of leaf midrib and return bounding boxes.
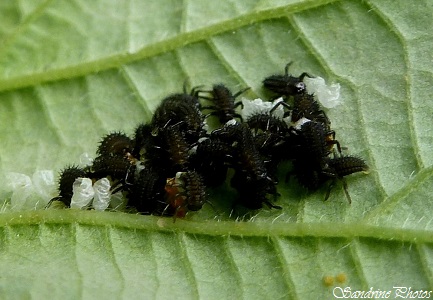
[1,210,431,243]
[0,0,338,93]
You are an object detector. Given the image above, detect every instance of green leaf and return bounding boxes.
[0,0,432,299]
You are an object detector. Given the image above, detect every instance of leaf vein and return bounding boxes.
[272,237,299,300]
[349,239,369,289]
[0,0,54,59]
[178,232,200,299]
[0,0,340,93]
[416,243,433,289]
[365,0,423,170]
[107,226,126,298]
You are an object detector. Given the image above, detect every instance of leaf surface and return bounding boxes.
[0,0,432,299]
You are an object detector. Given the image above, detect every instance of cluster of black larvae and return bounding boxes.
[50,63,368,218]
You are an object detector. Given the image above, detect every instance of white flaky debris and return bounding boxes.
[188,146,197,156]
[304,76,341,108]
[202,121,209,133]
[70,178,94,209]
[79,152,94,167]
[92,178,111,211]
[225,119,238,126]
[32,170,56,199]
[6,172,32,191]
[5,171,56,210]
[174,171,185,192]
[241,97,285,120]
[198,137,208,143]
[6,173,33,210]
[109,192,126,210]
[175,171,184,180]
[135,161,145,173]
[292,117,311,130]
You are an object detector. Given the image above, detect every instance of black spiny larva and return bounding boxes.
[45,63,371,215]
[293,120,341,163]
[286,121,341,192]
[127,167,167,214]
[246,112,289,135]
[164,171,208,219]
[91,155,133,185]
[218,122,270,181]
[200,84,249,124]
[97,131,133,157]
[151,88,205,142]
[231,171,280,210]
[188,137,231,187]
[325,156,369,177]
[291,155,368,204]
[178,171,207,211]
[48,165,88,207]
[245,112,289,174]
[291,92,330,126]
[220,123,280,209]
[263,62,312,97]
[291,159,323,191]
[144,124,193,177]
[131,123,153,160]
[321,155,369,204]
